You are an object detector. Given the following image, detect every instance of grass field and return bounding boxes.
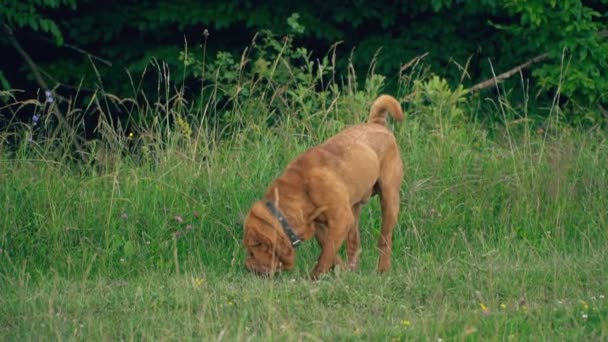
[1,61,608,340]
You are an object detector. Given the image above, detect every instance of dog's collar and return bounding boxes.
[264,200,301,247]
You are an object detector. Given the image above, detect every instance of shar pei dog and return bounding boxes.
[243,95,404,280]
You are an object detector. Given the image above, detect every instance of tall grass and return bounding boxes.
[1,38,607,340]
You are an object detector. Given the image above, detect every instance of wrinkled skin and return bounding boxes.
[243,201,295,275]
[243,95,404,280]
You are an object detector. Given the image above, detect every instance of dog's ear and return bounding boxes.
[246,201,295,270]
[275,237,295,270]
[244,201,276,245]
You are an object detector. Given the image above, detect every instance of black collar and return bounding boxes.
[264,200,301,247]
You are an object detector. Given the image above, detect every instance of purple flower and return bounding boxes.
[44,90,54,103]
[32,114,39,125]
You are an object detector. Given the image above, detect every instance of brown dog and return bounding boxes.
[243,95,404,279]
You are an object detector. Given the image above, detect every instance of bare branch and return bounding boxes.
[469,53,549,93]
[3,24,50,90]
[32,33,112,66]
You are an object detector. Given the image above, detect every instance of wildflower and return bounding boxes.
[401,320,411,327]
[500,303,507,310]
[32,114,39,126]
[480,303,490,315]
[582,313,588,320]
[186,224,193,231]
[120,213,128,219]
[192,277,204,287]
[120,258,125,263]
[174,215,184,224]
[580,300,589,311]
[176,115,192,137]
[128,132,134,139]
[600,295,605,299]
[44,90,54,103]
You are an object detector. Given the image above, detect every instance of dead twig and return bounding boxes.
[469,53,549,93]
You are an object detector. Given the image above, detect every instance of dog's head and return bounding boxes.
[243,201,295,275]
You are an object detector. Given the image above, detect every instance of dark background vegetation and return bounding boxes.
[1,0,607,127]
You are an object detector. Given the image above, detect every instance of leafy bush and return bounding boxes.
[498,0,608,123]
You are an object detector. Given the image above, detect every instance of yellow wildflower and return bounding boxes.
[192,277,205,287]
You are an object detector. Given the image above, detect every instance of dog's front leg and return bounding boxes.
[310,209,353,280]
[314,224,346,270]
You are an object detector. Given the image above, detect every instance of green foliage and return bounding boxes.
[498,0,608,114]
[0,0,75,45]
[410,75,468,132]
[0,0,76,90]
[177,30,342,138]
[287,12,305,35]
[1,0,607,125]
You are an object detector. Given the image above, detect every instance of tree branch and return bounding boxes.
[468,53,549,93]
[3,23,87,161]
[3,24,50,90]
[32,33,112,66]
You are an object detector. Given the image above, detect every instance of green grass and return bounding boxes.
[1,57,608,340]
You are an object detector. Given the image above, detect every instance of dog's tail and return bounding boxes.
[368,95,404,127]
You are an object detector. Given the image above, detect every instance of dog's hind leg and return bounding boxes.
[346,203,362,270]
[377,153,403,273]
[377,186,399,273]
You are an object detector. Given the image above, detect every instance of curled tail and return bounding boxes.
[368,95,404,127]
